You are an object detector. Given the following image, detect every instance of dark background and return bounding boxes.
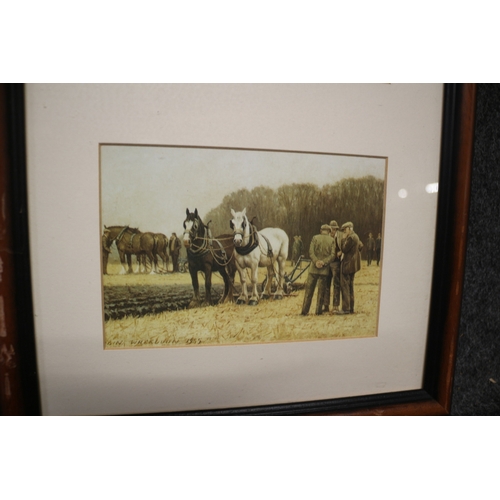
[451,83,500,415]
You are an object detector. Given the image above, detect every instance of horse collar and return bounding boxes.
[116,226,129,243]
[235,228,259,255]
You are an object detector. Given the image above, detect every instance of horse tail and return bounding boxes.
[153,234,159,255]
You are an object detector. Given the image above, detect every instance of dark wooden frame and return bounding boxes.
[0,83,476,416]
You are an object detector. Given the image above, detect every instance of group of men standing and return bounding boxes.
[301,220,366,316]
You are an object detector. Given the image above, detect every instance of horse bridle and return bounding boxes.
[232,215,262,255]
[184,216,210,255]
[230,216,247,237]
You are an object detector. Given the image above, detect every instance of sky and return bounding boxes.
[100,145,386,237]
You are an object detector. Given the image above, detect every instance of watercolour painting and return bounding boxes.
[100,145,386,349]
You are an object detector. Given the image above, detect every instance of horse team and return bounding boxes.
[102,226,169,275]
[103,208,290,308]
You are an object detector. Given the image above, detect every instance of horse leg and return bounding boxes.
[147,251,156,274]
[127,253,135,274]
[219,267,233,304]
[248,264,260,306]
[118,250,128,274]
[235,260,248,305]
[188,266,201,308]
[228,266,237,303]
[273,255,286,300]
[219,268,228,303]
[202,262,213,307]
[220,262,236,303]
[261,264,274,300]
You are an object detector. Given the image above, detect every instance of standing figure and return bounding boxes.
[102,229,111,275]
[323,220,342,313]
[301,224,336,316]
[337,222,362,315]
[375,232,382,266]
[291,236,300,266]
[169,232,181,272]
[366,232,375,266]
[297,236,304,262]
[291,235,304,267]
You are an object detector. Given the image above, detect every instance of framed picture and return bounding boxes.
[0,83,475,415]
[101,144,386,348]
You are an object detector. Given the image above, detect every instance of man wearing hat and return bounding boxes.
[337,222,363,315]
[323,220,343,313]
[301,224,337,316]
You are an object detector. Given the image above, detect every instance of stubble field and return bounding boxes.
[102,260,381,349]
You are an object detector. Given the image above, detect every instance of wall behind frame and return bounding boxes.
[452,83,500,415]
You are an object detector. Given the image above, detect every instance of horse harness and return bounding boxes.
[234,221,274,259]
[114,226,129,245]
[185,217,230,265]
[114,226,140,250]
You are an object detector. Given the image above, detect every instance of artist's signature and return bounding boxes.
[106,337,202,347]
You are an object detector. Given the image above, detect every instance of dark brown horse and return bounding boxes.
[182,208,237,307]
[103,226,156,274]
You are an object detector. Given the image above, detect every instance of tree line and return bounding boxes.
[203,175,384,258]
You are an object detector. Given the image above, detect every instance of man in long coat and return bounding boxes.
[301,224,337,316]
[366,232,375,266]
[375,233,382,266]
[323,220,342,313]
[337,221,363,315]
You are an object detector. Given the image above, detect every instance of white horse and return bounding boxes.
[230,208,289,305]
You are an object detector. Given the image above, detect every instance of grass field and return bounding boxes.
[102,260,381,349]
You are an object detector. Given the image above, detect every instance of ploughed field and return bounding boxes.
[103,283,228,320]
[102,261,299,320]
[102,261,381,348]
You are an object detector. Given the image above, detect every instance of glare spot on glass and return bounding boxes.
[398,188,408,199]
[425,182,439,194]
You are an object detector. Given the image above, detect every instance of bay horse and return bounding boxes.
[152,233,169,273]
[137,233,170,274]
[183,208,237,307]
[229,208,289,305]
[103,225,156,274]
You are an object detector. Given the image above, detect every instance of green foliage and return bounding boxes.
[204,176,384,257]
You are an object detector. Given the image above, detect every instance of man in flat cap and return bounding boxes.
[323,220,343,313]
[337,222,363,315]
[301,224,337,316]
